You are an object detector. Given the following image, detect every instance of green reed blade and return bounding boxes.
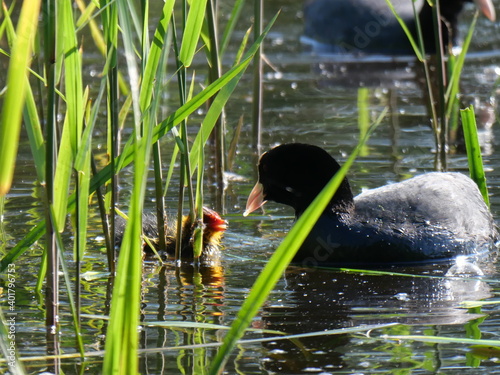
[384,0,423,61]
[60,0,84,149]
[101,0,119,272]
[150,15,172,253]
[125,0,142,41]
[140,0,149,62]
[357,87,370,157]
[53,117,73,232]
[75,0,98,31]
[460,105,490,206]
[208,110,386,374]
[179,0,209,67]
[53,214,85,356]
[35,201,86,354]
[0,2,15,42]
[170,12,189,261]
[2,3,45,184]
[1,3,15,48]
[139,0,175,112]
[102,0,154,371]
[0,222,44,270]
[445,12,478,118]
[220,0,246,58]
[227,115,244,171]
[75,0,128,105]
[74,91,94,261]
[252,0,264,149]
[0,0,41,196]
[102,207,144,374]
[234,26,252,65]
[189,69,244,172]
[447,53,461,132]
[53,0,85,233]
[193,126,205,260]
[23,78,46,183]
[164,145,179,196]
[383,334,500,347]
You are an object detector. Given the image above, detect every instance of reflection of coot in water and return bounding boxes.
[245,144,498,267]
[302,0,496,54]
[136,261,226,371]
[261,265,492,373]
[115,207,227,265]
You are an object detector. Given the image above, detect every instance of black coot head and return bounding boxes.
[257,143,354,215]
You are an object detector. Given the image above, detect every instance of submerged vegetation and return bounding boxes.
[0,0,497,374]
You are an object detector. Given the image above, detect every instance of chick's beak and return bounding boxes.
[474,0,496,21]
[209,217,228,232]
[244,182,267,216]
[203,207,228,232]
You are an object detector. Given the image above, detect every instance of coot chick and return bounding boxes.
[115,207,227,264]
[303,0,496,54]
[244,143,498,266]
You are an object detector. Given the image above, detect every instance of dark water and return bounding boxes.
[3,1,500,374]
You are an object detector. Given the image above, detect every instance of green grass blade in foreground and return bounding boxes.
[60,0,84,151]
[102,0,153,372]
[53,0,85,233]
[208,113,386,374]
[2,6,46,185]
[1,0,46,184]
[193,124,205,258]
[53,117,73,232]
[0,0,41,196]
[74,91,94,260]
[460,105,489,206]
[179,0,209,67]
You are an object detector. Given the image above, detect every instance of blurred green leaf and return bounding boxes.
[0,0,41,196]
[179,0,209,67]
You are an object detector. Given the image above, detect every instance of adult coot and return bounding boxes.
[303,0,496,54]
[115,207,227,264]
[244,143,498,266]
